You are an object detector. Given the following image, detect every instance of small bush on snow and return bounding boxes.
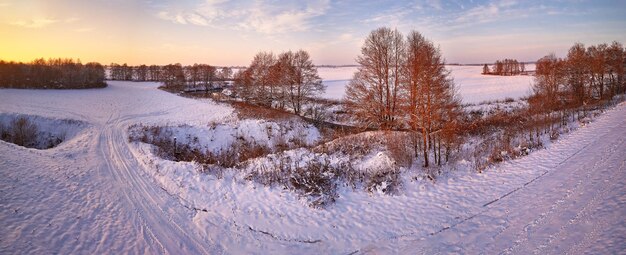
[10,117,38,147]
[365,167,401,195]
[245,148,403,207]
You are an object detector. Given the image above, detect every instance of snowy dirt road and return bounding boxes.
[1,82,232,254]
[1,81,624,254]
[367,104,626,254]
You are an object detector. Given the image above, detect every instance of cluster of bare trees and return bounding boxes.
[109,63,232,89]
[233,50,325,116]
[530,41,625,114]
[483,59,525,75]
[344,27,462,167]
[0,58,105,89]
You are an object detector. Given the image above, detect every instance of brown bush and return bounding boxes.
[129,124,274,169]
[365,167,401,195]
[289,159,338,208]
[384,132,413,168]
[4,117,39,147]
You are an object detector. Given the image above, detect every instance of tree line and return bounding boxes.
[482,59,526,76]
[530,41,625,114]
[344,27,462,167]
[0,58,106,89]
[232,50,325,116]
[108,63,233,89]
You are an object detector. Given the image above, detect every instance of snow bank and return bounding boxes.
[0,113,87,149]
[129,118,321,156]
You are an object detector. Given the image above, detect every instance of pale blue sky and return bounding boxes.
[1,0,625,65]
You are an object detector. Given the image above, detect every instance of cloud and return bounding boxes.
[454,3,500,24]
[240,0,330,33]
[155,0,330,34]
[414,0,443,11]
[10,18,59,28]
[426,0,443,10]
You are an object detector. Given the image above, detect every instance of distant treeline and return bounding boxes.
[108,63,233,88]
[531,41,625,109]
[0,58,106,89]
[482,59,526,76]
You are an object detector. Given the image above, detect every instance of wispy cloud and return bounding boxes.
[363,6,413,28]
[426,0,443,10]
[10,18,58,28]
[155,0,330,34]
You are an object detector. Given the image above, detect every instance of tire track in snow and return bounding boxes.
[370,102,626,254]
[99,128,167,254]
[497,118,625,254]
[98,112,216,254]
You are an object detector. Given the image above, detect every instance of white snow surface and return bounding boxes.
[1,81,625,254]
[318,65,536,104]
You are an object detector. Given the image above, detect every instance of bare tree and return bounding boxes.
[269,52,294,109]
[345,27,405,129]
[482,64,490,75]
[148,65,162,81]
[606,41,625,96]
[402,31,460,167]
[220,66,233,80]
[533,54,566,112]
[135,64,148,81]
[287,50,324,116]
[233,68,254,100]
[566,43,589,105]
[248,52,277,106]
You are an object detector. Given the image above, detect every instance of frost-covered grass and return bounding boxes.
[128,119,320,169]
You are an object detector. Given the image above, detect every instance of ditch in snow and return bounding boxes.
[0,113,86,149]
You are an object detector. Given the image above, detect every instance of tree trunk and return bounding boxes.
[422,129,429,167]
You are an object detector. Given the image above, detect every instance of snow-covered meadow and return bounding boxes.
[1,80,624,254]
[318,65,536,104]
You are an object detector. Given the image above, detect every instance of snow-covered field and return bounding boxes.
[1,81,624,254]
[318,65,535,104]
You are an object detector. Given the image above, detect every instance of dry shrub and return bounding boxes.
[0,123,7,141]
[232,101,294,121]
[317,132,382,158]
[384,132,413,168]
[549,129,560,140]
[246,149,403,207]
[472,145,488,173]
[246,156,360,208]
[1,117,39,147]
[289,159,338,208]
[129,124,273,169]
[365,167,401,195]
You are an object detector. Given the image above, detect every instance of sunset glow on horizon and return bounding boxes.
[1,0,625,66]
